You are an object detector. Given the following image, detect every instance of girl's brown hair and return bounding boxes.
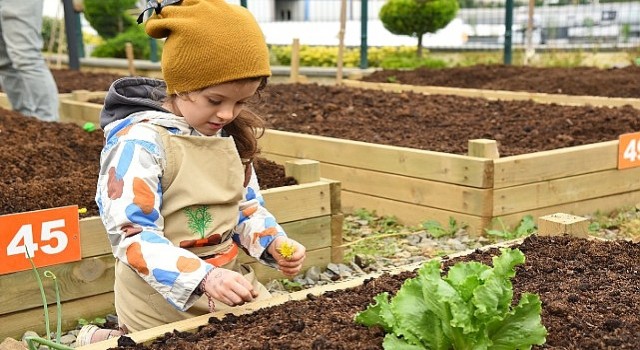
[166,77,268,162]
[223,77,268,163]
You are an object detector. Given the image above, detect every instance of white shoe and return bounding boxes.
[76,324,100,346]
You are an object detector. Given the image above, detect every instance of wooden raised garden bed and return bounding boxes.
[0,160,343,341]
[261,130,640,235]
[74,213,640,349]
[341,79,640,109]
[53,85,640,235]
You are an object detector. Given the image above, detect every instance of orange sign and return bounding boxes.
[0,206,81,275]
[618,132,640,170]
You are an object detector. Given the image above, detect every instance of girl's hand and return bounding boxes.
[202,268,258,307]
[268,237,306,277]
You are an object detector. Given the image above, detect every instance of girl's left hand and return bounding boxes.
[268,236,306,277]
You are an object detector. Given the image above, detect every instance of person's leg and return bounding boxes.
[0,2,35,116]
[0,0,58,121]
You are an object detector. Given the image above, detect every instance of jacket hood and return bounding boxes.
[100,77,170,129]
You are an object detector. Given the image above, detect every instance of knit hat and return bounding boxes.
[145,0,271,94]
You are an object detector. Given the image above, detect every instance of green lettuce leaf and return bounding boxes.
[354,248,547,350]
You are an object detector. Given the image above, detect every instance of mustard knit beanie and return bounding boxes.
[145,0,271,94]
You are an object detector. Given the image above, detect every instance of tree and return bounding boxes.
[83,0,138,39]
[379,0,459,58]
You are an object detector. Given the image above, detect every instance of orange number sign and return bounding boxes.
[618,132,640,170]
[0,206,81,275]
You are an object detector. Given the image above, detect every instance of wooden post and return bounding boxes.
[327,179,344,263]
[289,38,300,83]
[71,89,91,102]
[468,139,500,159]
[336,0,347,84]
[125,42,136,76]
[537,213,589,238]
[284,159,320,184]
[56,16,66,69]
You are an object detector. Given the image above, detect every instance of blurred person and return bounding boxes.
[0,0,59,121]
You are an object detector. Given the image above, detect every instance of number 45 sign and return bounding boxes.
[618,132,640,169]
[0,206,81,275]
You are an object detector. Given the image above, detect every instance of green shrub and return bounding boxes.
[269,44,446,69]
[92,26,162,61]
[83,0,138,39]
[379,0,459,58]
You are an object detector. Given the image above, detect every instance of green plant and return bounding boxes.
[355,248,547,349]
[278,278,303,292]
[485,215,536,240]
[420,217,467,238]
[92,25,160,60]
[83,0,138,39]
[380,54,448,69]
[24,250,73,350]
[379,0,459,58]
[587,207,640,241]
[77,317,107,327]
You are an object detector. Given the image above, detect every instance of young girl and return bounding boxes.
[78,0,306,344]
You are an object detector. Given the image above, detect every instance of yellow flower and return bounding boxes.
[78,207,87,214]
[277,240,296,260]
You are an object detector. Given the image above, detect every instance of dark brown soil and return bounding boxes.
[0,108,296,218]
[0,69,126,94]
[361,64,640,98]
[108,235,640,350]
[4,66,639,215]
[258,83,640,157]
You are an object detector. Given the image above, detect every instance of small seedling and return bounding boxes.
[485,215,536,240]
[420,217,467,238]
[25,249,73,350]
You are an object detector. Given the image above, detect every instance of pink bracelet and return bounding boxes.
[199,269,216,312]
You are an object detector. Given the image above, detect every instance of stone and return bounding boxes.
[0,338,27,350]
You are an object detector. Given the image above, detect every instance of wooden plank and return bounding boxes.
[76,238,526,350]
[69,90,107,102]
[261,153,297,165]
[280,215,332,250]
[0,255,115,315]
[59,99,102,126]
[284,159,320,184]
[494,141,618,188]
[494,190,640,231]
[494,167,640,215]
[341,191,489,236]
[262,181,331,222]
[331,213,345,263]
[538,213,589,238]
[320,162,492,216]
[341,80,640,109]
[261,129,493,188]
[1,292,116,341]
[80,217,112,257]
[0,93,11,109]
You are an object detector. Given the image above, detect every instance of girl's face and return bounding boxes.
[165,79,261,136]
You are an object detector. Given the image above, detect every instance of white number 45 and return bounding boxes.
[623,139,640,163]
[6,219,68,258]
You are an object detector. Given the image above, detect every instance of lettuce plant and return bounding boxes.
[355,248,547,349]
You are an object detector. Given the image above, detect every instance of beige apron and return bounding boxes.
[114,125,270,332]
